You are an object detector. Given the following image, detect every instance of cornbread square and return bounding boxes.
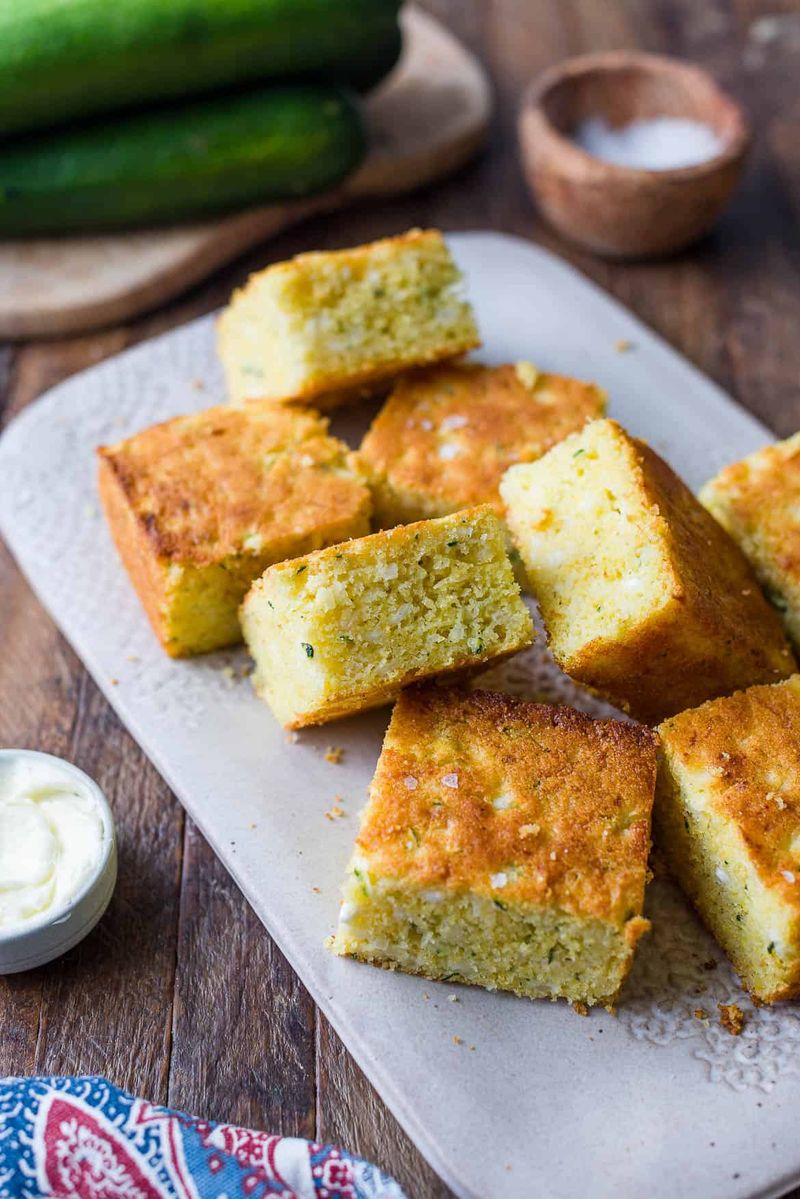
[217,229,480,409]
[500,418,795,724]
[98,402,371,657]
[656,676,800,1003]
[331,685,657,1007]
[240,506,532,728]
[700,433,800,650]
[359,361,607,528]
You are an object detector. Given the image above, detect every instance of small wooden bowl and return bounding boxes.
[518,51,750,259]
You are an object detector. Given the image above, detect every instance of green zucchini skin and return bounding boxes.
[0,0,401,137]
[0,85,366,236]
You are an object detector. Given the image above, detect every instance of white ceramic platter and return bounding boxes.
[2,233,800,1199]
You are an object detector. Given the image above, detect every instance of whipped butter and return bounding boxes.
[0,755,107,934]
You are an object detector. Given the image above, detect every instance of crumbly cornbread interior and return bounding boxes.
[97,402,371,656]
[700,432,800,649]
[656,676,800,1003]
[502,417,670,662]
[500,418,795,723]
[240,507,533,728]
[360,360,607,527]
[332,686,656,1006]
[335,882,635,1004]
[218,229,479,408]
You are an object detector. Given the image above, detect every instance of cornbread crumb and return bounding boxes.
[515,360,539,388]
[719,1003,746,1036]
[97,402,370,657]
[452,1035,463,1045]
[694,1008,708,1020]
[325,800,346,821]
[218,229,479,409]
[501,418,795,723]
[241,506,533,728]
[656,676,800,1003]
[331,685,657,1007]
[325,746,345,764]
[573,1002,589,1017]
[615,339,633,352]
[700,432,800,651]
[519,823,540,839]
[360,361,606,526]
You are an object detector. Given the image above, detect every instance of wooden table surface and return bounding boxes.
[2,2,800,1196]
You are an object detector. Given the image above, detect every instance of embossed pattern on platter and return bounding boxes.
[2,312,799,1095]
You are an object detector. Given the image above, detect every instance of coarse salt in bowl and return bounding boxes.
[518,50,750,259]
[572,115,725,171]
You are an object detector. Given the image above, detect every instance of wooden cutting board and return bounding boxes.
[0,8,491,340]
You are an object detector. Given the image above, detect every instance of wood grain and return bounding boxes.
[168,821,316,1139]
[0,566,183,1102]
[2,3,800,1197]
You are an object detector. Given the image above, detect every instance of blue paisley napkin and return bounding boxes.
[0,1076,406,1199]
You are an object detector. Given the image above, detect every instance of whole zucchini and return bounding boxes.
[0,0,401,138]
[0,85,366,236]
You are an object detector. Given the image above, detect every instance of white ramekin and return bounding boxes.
[0,749,117,974]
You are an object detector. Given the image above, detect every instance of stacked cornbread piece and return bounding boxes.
[99,227,800,1011]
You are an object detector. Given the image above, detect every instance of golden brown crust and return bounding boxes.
[245,379,395,412]
[97,402,370,567]
[260,345,479,410]
[97,453,173,652]
[750,975,800,1003]
[252,228,442,281]
[659,676,800,907]
[275,648,527,730]
[700,433,800,648]
[701,434,800,580]
[356,685,657,925]
[255,502,501,583]
[634,434,791,666]
[521,421,796,724]
[360,362,606,523]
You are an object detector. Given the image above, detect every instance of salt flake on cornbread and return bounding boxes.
[359,360,606,527]
[97,401,370,657]
[700,432,800,651]
[331,685,657,1008]
[240,506,533,728]
[500,418,795,724]
[655,676,800,1004]
[217,229,479,409]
